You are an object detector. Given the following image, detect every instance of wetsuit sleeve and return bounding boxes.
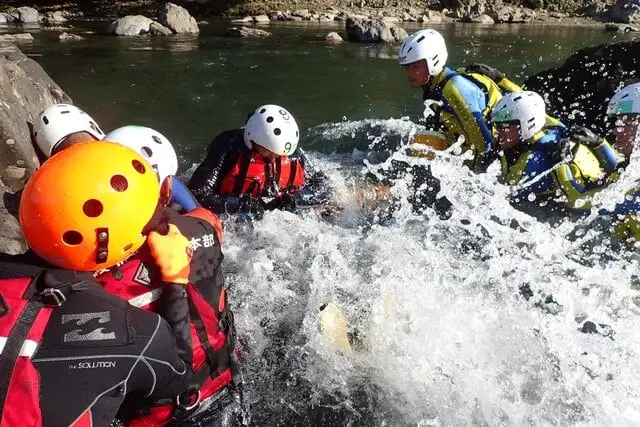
[188,131,240,208]
[131,315,191,400]
[171,177,200,213]
[587,138,624,174]
[442,76,495,171]
[552,163,605,211]
[159,284,193,369]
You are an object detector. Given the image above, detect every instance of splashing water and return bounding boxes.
[197,118,640,426]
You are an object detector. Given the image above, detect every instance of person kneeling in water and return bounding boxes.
[12,141,245,426]
[33,104,198,213]
[491,91,624,214]
[0,141,195,427]
[188,104,332,219]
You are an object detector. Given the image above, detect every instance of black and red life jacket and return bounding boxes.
[97,208,236,427]
[218,151,305,198]
[0,270,96,427]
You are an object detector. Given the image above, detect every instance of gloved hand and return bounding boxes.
[238,196,265,216]
[570,126,604,148]
[466,63,506,82]
[147,224,193,285]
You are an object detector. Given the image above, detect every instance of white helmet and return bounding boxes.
[104,125,178,185]
[606,83,640,116]
[491,91,547,141]
[33,104,105,157]
[398,29,448,75]
[244,104,299,156]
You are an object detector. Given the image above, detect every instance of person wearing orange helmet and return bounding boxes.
[0,141,193,427]
[6,140,245,426]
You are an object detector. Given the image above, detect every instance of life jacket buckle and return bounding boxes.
[175,389,200,412]
[40,288,67,307]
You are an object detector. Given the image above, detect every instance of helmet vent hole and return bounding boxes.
[132,160,146,174]
[266,116,274,123]
[417,35,425,43]
[142,146,153,158]
[83,199,104,217]
[123,243,133,252]
[60,110,70,114]
[152,135,162,144]
[296,130,299,137]
[62,230,83,246]
[111,175,129,192]
[42,116,49,125]
[260,108,266,114]
[274,128,281,136]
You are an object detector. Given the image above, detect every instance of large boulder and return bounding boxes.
[0,43,72,253]
[345,17,408,43]
[16,6,39,24]
[524,40,640,135]
[609,0,640,23]
[158,3,199,34]
[109,15,156,36]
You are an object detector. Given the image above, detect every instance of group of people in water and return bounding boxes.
[0,27,638,426]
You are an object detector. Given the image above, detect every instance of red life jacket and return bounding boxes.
[97,208,235,426]
[0,274,94,427]
[218,151,305,198]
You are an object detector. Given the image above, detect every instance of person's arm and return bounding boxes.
[188,131,240,208]
[171,177,200,213]
[442,76,495,171]
[293,149,332,205]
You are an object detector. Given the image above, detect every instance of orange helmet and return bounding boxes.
[20,141,160,271]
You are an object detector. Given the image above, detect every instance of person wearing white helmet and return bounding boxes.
[188,104,331,218]
[104,125,200,213]
[606,82,640,158]
[492,91,623,213]
[32,103,105,158]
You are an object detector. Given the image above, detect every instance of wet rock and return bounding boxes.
[109,15,155,36]
[605,22,639,31]
[224,26,272,38]
[319,13,336,22]
[472,13,496,23]
[253,14,270,23]
[524,40,640,135]
[16,6,39,24]
[158,2,199,34]
[292,9,311,19]
[0,33,34,43]
[44,11,67,24]
[0,43,72,252]
[325,31,344,44]
[580,320,598,333]
[59,32,84,41]
[609,0,640,23]
[231,16,253,24]
[345,17,408,43]
[488,6,536,22]
[149,22,173,36]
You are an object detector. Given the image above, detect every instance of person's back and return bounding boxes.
[0,265,189,427]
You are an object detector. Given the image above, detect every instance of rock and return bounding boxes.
[58,32,84,41]
[109,15,155,36]
[42,26,72,32]
[524,40,640,136]
[44,11,67,24]
[345,17,408,43]
[472,13,496,23]
[292,9,311,19]
[158,3,199,34]
[0,43,72,252]
[224,26,272,38]
[381,16,403,23]
[488,6,536,22]
[231,16,253,24]
[605,22,639,31]
[319,13,335,21]
[402,12,418,22]
[325,31,344,44]
[254,14,270,23]
[16,7,39,24]
[423,10,444,23]
[609,0,640,23]
[580,0,611,16]
[149,22,173,36]
[0,33,34,43]
[310,13,320,20]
